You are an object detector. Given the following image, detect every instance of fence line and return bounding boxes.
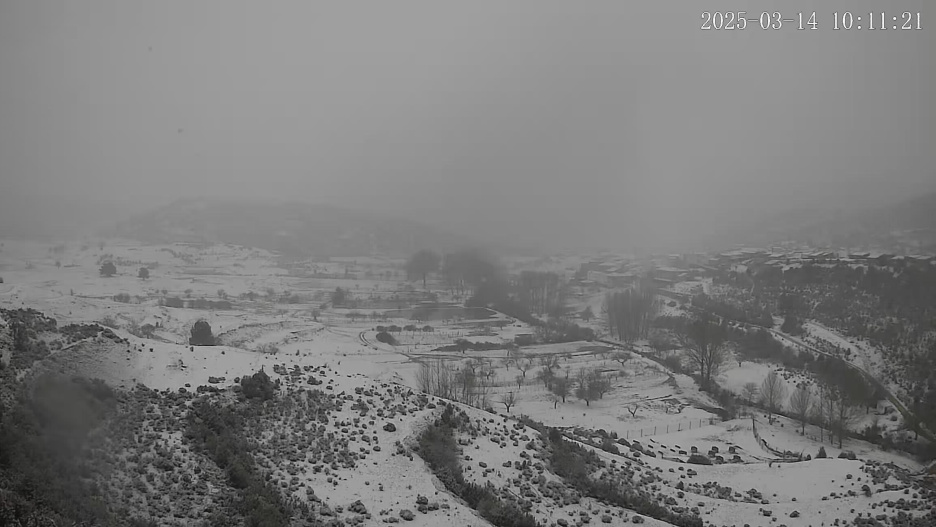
[623,417,717,439]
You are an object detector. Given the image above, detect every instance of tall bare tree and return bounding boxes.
[830,388,859,448]
[677,316,731,389]
[813,383,830,443]
[500,391,518,413]
[761,370,788,423]
[789,383,814,433]
[417,359,455,400]
[602,281,659,344]
[516,271,566,315]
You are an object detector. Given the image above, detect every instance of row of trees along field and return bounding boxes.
[416,356,618,412]
[405,248,579,322]
[98,261,151,279]
[754,368,877,448]
[654,313,891,448]
[711,260,936,445]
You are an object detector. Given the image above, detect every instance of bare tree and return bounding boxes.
[677,316,731,389]
[417,359,456,400]
[536,367,554,390]
[831,388,859,448]
[539,354,560,374]
[416,361,433,394]
[515,374,523,390]
[626,404,640,418]
[456,367,477,406]
[500,391,518,413]
[515,353,531,378]
[760,370,788,423]
[575,367,598,407]
[589,368,612,399]
[789,383,814,433]
[813,383,829,443]
[741,382,760,404]
[611,351,632,367]
[550,376,570,403]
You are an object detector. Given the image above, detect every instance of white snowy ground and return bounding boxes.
[2,238,931,527]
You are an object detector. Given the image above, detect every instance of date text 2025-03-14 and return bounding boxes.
[701,11,922,31]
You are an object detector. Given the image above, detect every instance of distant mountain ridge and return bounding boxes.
[108,198,483,257]
[705,189,936,252]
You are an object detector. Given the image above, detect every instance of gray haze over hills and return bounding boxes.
[108,198,494,258]
[1,1,933,252]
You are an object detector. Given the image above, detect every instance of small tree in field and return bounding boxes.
[500,391,518,413]
[515,353,531,378]
[761,370,787,423]
[550,376,570,403]
[575,367,599,407]
[789,383,814,433]
[589,368,611,399]
[99,261,117,277]
[580,306,594,322]
[611,351,631,367]
[138,267,149,279]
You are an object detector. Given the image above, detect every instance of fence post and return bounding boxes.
[666,425,669,433]
[654,426,657,435]
[678,423,681,432]
[641,429,643,438]
[689,421,692,430]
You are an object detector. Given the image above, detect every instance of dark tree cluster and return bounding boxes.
[514,270,567,316]
[189,319,216,346]
[534,423,703,527]
[99,261,117,277]
[0,373,147,527]
[238,369,278,401]
[739,260,936,435]
[690,292,773,328]
[185,399,295,525]
[405,249,441,289]
[603,282,658,343]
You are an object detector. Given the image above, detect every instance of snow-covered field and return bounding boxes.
[1,238,932,527]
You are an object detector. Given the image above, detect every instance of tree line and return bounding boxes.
[602,281,658,344]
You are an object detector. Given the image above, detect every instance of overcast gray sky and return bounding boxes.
[1,1,933,250]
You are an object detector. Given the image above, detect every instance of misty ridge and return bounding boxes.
[1,2,936,527]
[0,0,933,253]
